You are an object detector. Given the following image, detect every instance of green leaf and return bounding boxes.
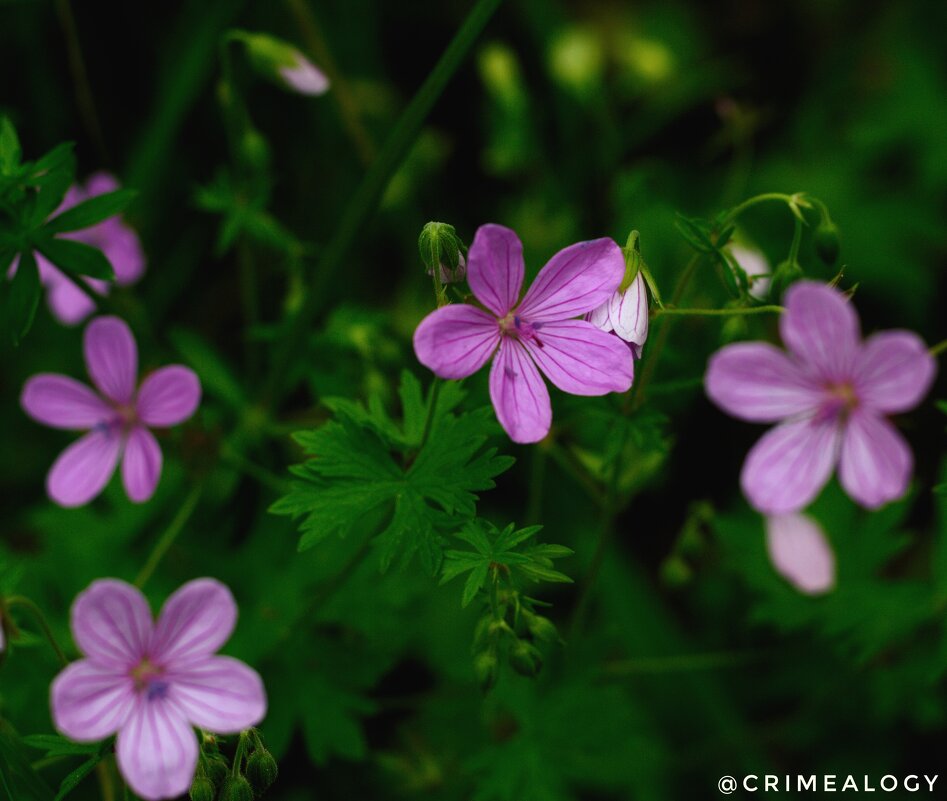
[7,250,41,344]
[274,373,513,572]
[462,561,490,606]
[35,237,115,281]
[21,735,100,759]
[0,117,21,175]
[45,189,137,234]
[53,752,105,801]
[0,725,54,801]
[27,145,76,224]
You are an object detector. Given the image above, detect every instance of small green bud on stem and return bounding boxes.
[509,639,543,677]
[419,222,467,287]
[220,775,254,801]
[474,649,500,692]
[814,220,840,265]
[189,776,216,801]
[247,749,279,794]
[770,260,804,301]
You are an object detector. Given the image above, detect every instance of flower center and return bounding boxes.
[498,313,543,346]
[130,659,169,700]
[822,381,859,421]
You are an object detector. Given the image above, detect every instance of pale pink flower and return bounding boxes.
[706,281,936,514]
[51,578,266,800]
[279,51,330,95]
[765,513,835,595]
[587,269,649,357]
[21,316,201,507]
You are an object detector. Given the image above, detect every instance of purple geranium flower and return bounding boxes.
[21,316,201,507]
[765,513,835,595]
[413,224,634,443]
[587,269,649,358]
[51,578,266,800]
[9,172,146,325]
[706,281,936,514]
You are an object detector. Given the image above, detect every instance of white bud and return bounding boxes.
[765,513,835,595]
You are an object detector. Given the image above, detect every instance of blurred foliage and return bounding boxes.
[1,0,947,799]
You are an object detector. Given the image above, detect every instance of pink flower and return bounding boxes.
[278,51,330,95]
[587,269,649,358]
[413,224,634,443]
[9,172,146,325]
[51,578,266,801]
[765,513,835,595]
[706,281,936,514]
[21,316,201,507]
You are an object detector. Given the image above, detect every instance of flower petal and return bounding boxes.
[116,698,198,801]
[466,224,525,316]
[71,579,153,667]
[741,417,840,514]
[167,656,266,733]
[516,238,624,323]
[84,316,138,404]
[47,429,123,508]
[705,343,823,423]
[136,366,202,427]
[413,304,501,380]
[608,272,649,347]
[489,338,551,444]
[45,270,99,326]
[84,171,120,196]
[279,54,330,95]
[854,331,937,414]
[51,660,136,741]
[521,320,633,395]
[21,374,111,430]
[122,426,163,503]
[765,513,836,595]
[99,221,146,286]
[838,411,912,509]
[587,298,613,333]
[779,281,860,382]
[151,579,237,666]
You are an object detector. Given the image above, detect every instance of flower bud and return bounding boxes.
[660,555,692,587]
[509,640,543,677]
[588,271,649,357]
[219,775,254,801]
[523,611,559,643]
[205,757,229,788]
[246,749,279,794]
[189,776,215,801]
[419,222,466,284]
[474,649,499,692]
[770,260,804,302]
[237,32,329,96]
[814,220,840,265]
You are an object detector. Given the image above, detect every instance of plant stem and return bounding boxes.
[930,338,947,357]
[5,596,69,667]
[653,304,783,318]
[220,444,290,493]
[134,485,203,588]
[720,192,799,224]
[262,0,504,405]
[787,214,803,265]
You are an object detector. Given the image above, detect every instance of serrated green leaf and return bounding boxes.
[35,237,114,281]
[44,189,136,234]
[0,117,21,175]
[462,561,490,606]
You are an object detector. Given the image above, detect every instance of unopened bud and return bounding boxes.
[474,649,499,692]
[509,640,543,677]
[660,555,692,587]
[246,749,279,794]
[419,222,466,284]
[219,775,254,801]
[237,31,329,96]
[523,611,559,643]
[205,757,229,788]
[770,260,804,301]
[814,220,840,265]
[189,776,215,801]
[240,128,271,171]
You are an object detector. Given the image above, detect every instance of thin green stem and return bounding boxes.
[220,444,289,493]
[261,0,504,405]
[787,214,803,265]
[654,304,783,318]
[929,339,947,357]
[720,192,799,225]
[231,731,251,777]
[134,485,203,588]
[5,596,69,667]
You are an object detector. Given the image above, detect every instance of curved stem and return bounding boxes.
[721,192,798,225]
[261,0,505,405]
[134,485,203,588]
[929,338,947,357]
[5,596,69,667]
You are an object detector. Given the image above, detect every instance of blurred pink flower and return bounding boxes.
[765,513,835,595]
[706,281,936,514]
[21,316,201,507]
[51,578,266,800]
[9,172,145,325]
[413,224,634,443]
[279,51,330,95]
